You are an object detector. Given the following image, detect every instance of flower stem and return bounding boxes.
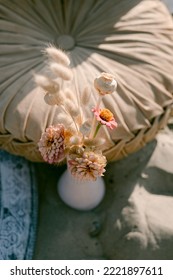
[93,123,101,138]
[60,105,79,133]
[96,96,102,110]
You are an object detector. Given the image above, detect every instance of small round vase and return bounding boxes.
[57,169,105,211]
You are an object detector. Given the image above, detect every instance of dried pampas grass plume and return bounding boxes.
[65,99,79,117]
[34,74,59,93]
[44,91,64,106]
[45,45,70,66]
[81,86,91,105]
[64,88,74,100]
[50,63,73,81]
[58,113,72,126]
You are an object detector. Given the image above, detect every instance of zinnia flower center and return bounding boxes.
[46,137,54,147]
[99,109,113,122]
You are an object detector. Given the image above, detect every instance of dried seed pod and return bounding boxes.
[94,72,117,95]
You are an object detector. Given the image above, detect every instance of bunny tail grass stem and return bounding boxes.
[60,105,79,133]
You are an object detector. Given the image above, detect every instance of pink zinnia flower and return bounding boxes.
[92,108,117,130]
[68,149,107,181]
[38,124,65,164]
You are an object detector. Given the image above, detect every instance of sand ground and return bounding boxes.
[33,119,173,260]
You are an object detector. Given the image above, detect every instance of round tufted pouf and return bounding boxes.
[0,0,173,162]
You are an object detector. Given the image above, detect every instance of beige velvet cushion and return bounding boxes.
[0,0,173,162]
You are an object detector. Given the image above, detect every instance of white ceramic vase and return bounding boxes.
[57,169,105,211]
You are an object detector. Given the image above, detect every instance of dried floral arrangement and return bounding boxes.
[35,46,118,181]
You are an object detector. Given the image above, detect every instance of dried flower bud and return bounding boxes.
[45,46,70,66]
[50,62,73,81]
[81,86,91,105]
[34,74,59,93]
[94,72,117,95]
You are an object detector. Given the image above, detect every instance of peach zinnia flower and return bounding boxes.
[68,149,107,181]
[38,124,65,164]
[92,108,117,130]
